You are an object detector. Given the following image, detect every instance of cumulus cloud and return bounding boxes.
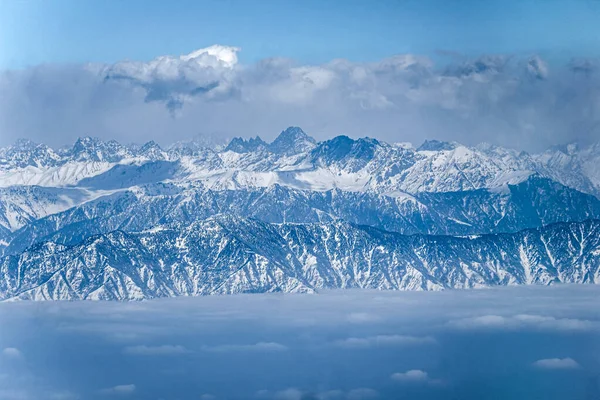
[99,44,240,113]
[122,344,189,355]
[2,46,600,150]
[532,358,581,370]
[99,384,136,396]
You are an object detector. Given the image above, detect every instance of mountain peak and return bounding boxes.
[70,136,132,162]
[70,137,104,161]
[73,136,101,148]
[268,127,316,155]
[11,138,39,150]
[310,135,381,171]
[225,136,268,153]
[137,141,167,160]
[0,139,59,168]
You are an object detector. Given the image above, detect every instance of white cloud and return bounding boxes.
[99,384,136,396]
[123,344,189,355]
[182,45,240,68]
[2,47,599,150]
[334,335,436,348]
[391,370,429,383]
[268,66,337,105]
[1,347,22,359]
[202,341,288,352]
[532,358,581,370]
[448,314,599,332]
[200,394,217,400]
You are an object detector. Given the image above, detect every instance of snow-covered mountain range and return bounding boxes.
[1,127,600,300]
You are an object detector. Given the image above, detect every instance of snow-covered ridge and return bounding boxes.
[2,217,599,300]
[4,175,599,256]
[2,127,600,198]
[2,127,600,300]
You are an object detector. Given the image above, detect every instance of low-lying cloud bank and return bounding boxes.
[1,285,599,400]
[1,45,599,151]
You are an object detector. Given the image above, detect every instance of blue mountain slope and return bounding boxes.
[3,175,599,257]
[1,217,598,300]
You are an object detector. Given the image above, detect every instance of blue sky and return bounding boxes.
[1,0,599,68]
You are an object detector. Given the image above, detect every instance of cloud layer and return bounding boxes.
[0,285,599,399]
[1,45,599,151]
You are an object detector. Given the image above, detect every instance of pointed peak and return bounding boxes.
[69,136,132,162]
[73,136,102,146]
[269,126,316,155]
[278,126,313,141]
[71,136,104,155]
[140,140,161,151]
[225,136,268,153]
[0,138,59,168]
[310,135,380,165]
[136,140,167,160]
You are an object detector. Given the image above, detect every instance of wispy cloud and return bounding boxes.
[390,369,430,382]
[99,384,136,396]
[1,347,22,359]
[532,358,581,370]
[333,334,436,348]
[123,344,189,355]
[202,341,288,352]
[448,314,599,332]
[49,391,80,400]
